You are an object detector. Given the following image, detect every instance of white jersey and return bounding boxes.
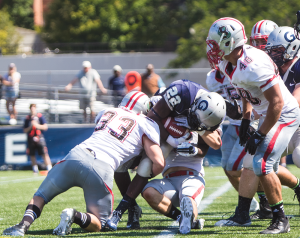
[218,45,298,116]
[81,107,160,171]
[162,132,204,176]
[206,69,241,126]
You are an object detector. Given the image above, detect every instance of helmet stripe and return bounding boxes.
[125,91,140,107]
[258,20,266,33]
[253,21,260,35]
[215,17,246,40]
[130,93,145,110]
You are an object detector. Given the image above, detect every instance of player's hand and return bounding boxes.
[166,133,192,148]
[174,115,191,129]
[225,99,243,120]
[239,119,251,146]
[176,142,198,157]
[245,131,265,155]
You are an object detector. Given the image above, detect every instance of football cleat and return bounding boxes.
[191,218,205,230]
[215,207,251,227]
[293,186,300,207]
[127,205,142,229]
[106,210,122,231]
[179,197,194,234]
[249,197,259,212]
[53,208,75,236]
[3,223,28,236]
[260,217,290,234]
[250,203,273,220]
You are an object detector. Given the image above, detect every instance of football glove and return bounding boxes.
[176,142,198,157]
[174,115,191,129]
[166,133,192,148]
[225,99,243,120]
[245,131,266,155]
[239,119,251,146]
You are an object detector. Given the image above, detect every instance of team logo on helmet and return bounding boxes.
[218,26,231,40]
[284,32,296,42]
[198,100,208,111]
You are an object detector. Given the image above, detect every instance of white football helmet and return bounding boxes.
[265,26,300,67]
[206,17,247,66]
[119,91,150,114]
[188,92,226,131]
[250,20,278,50]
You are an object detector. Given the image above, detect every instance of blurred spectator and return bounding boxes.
[124,71,142,92]
[141,64,166,97]
[2,63,21,125]
[24,104,52,174]
[65,61,107,122]
[108,65,126,107]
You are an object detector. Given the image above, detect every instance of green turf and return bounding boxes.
[0,166,300,237]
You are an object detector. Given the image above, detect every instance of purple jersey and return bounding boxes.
[281,59,300,93]
[162,79,208,117]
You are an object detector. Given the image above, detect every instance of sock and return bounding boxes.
[115,194,135,214]
[270,201,285,220]
[281,163,287,168]
[19,205,41,228]
[238,195,252,213]
[46,164,52,171]
[165,205,181,220]
[292,178,300,190]
[74,211,91,229]
[32,165,39,173]
[257,191,271,210]
[129,199,138,208]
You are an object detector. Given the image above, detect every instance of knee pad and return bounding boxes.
[293,147,300,168]
[137,157,153,178]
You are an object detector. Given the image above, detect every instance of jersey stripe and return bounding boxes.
[259,75,278,89]
[261,120,296,175]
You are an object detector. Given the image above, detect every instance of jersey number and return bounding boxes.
[237,88,261,105]
[95,111,136,142]
[166,86,181,107]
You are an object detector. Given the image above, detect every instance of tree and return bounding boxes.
[0,0,34,30]
[42,0,206,52]
[169,0,300,68]
[0,9,21,55]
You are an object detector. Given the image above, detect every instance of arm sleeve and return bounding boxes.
[93,69,101,79]
[142,117,161,146]
[76,70,83,79]
[39,115,46,125]
[157,77,166,88]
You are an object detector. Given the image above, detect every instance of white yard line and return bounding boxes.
[154,181,232,238]
[0,176,45,185]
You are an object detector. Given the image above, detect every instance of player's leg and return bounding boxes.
[38,138,52,171]
[11,97,17,119]
[30,155,39,174]
[89,96,96,123]
[178,174,205,234]
[107,142,173,230]
[252,112,299,234]
[53,147,113,235]
[3,147,82,236]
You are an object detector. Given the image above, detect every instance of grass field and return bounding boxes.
[0,166,300,237]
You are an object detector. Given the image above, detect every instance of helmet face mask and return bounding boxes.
[266,26,300,67]
[206,40,225,69]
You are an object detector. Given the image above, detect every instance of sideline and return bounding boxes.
[153,181,232,238]
[0,176,45,185]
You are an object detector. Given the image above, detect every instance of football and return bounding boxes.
[161,117,188,138]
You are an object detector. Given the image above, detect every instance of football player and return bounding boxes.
[106,85,226,231]
[3,91,165,236]
[206,58,260,213]
[142,127,221,234]
[207,17,299,234]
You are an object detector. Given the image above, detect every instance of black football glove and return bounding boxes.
[245,131,266,155]
[239,119,251,146]
[225,99,243,120]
